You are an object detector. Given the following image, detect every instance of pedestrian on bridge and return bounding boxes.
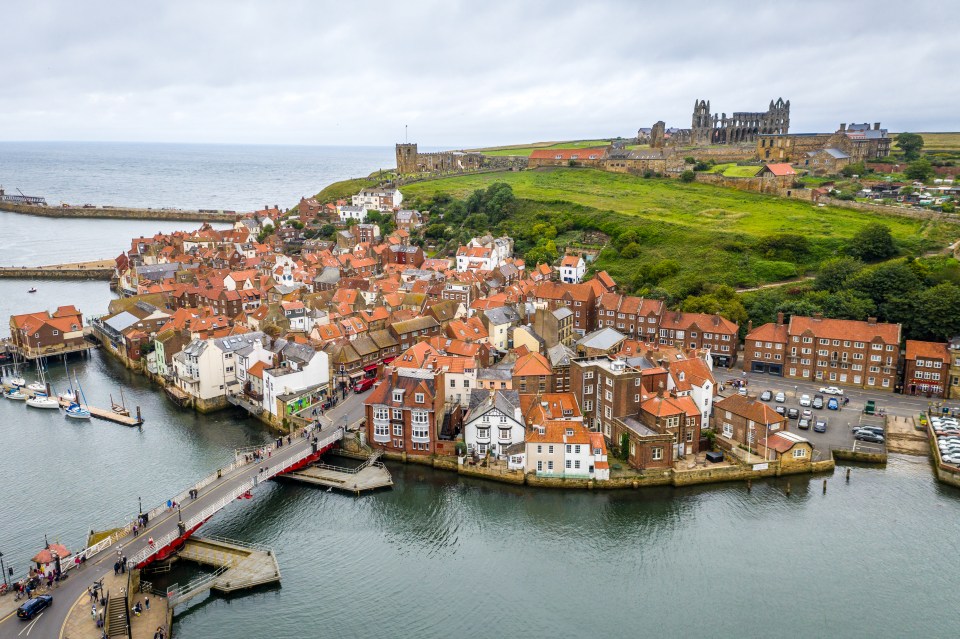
[114,561,120,575]
[121,556,127,573]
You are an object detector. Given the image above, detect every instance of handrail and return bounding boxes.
[196,535,273,552]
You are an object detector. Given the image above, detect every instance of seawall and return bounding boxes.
[0,259,115,280]
[0,202,239,222]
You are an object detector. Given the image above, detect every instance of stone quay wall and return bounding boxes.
[0,202,239,222]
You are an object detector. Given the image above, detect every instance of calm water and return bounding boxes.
[0,145,958,637]
[0,141,395,211]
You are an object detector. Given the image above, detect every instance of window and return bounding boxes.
[374,407,388,421]
[415,393,424,403]
[722,423,733,437]
[652,447,663,460]
[537,445,542,453]
[584,371,594,379]
[575,445,581,454]
[374,423,389,437]
[393,423,403,436]
[392,391,402,402]
[392,408,402,420]
[412,410,428,425]
[537,460,543,471]
[547,461,554,471]
[574,460,581,469]
[793,448,807,458]
[548,445,554,454]
[565,460,572,469]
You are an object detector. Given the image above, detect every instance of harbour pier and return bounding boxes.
[0,259,116,280]
[280,449,393,494]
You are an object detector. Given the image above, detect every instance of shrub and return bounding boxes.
[680,170,696,183]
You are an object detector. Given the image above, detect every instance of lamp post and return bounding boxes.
[177,505,182,524]
[0,551,7,588]
[138,496,142,516]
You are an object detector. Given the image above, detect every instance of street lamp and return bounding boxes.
[138,496,142,515]
[0,551,7,588]
[177,505,182,523]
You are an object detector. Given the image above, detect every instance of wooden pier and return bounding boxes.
[280,451,393,495]
[56,395,144,426]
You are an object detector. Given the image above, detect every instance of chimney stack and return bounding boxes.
[839,123,846,132]
[813,313,823,321]
[747,320,753,333]
[867,316,877,325]
[874,122,880,131]
[776,311,784,326]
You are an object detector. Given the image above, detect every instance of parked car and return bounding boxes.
[855,431,885,444]
[787,408,800,420]
[814,418,827,433]
[827,397,839,410]
[819,386,844,395]
[774,391,786,403]
[798,418,811,430]
[812,394,825,410]
[853,425,884,436]
[799,394,811,407]
[760,390,773,402]
[17,595,52,620]
[802,409,813,420]
[353,377,376,393]
[774,405,786,416]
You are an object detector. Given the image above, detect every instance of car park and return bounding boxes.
[798,418,811,430]
[814,418,827,433]
[17,595,52,620]
[799,394,811,407]
[819,386,844,395]
[787,408,799,420]
[853,425,884,436]
[802,409,812,420]
[774,405,786,416]
[774,392,786,403]
[827,397,839,410]
[812,394,825,409]
[855,430,885,443]
[760,390,772,402]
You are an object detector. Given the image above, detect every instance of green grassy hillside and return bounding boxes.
[467,139,612,157]
[401,167,957,295]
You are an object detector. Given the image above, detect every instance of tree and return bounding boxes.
[905,158,934,182]
[620,242,641,259]
[840,161,866,178]
[896,133,924,161]
[847,260,921,306]
[680,170,696,183]
[847,223,896,262]
[814,256,864,292]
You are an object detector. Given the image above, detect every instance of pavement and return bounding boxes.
[0,420,342,639]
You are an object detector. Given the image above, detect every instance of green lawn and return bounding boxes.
[913,133,960,151]
[470,139,612,157]
[722,165,762,177]
[402,167,958,293]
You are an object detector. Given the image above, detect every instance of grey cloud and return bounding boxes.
[2,0,956,145]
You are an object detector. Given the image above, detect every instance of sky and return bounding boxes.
[3,0,957,147]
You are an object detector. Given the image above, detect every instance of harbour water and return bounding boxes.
[0,143,958,637]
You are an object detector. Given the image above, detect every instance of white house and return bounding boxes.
[666,355,717,428]
[463,390,524,457]
[351,187,403,212]
[455,235,513,272]
[431,357,477,407]
[173,332,268,402]
[337,204,367,223]
[559,255,586,284]
[262,342,330,418]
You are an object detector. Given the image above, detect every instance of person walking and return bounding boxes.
[114,561,120,575]
[145,596,150,610]
[121,556,127,573]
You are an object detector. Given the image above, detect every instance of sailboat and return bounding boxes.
[65,374,91,420]
[6,351,25,388]
[58,362,79,403]
[26,362,58,409]
[111,388,130,417]
[5,387,27,400]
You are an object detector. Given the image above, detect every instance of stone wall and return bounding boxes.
[694,173,801,196]
[0,267,114,280]
[0,202,238,222]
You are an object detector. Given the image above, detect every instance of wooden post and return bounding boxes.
[786,481,791,496]
[746,479,752,492]
[846,468,851,482]
[136,406,142,423]
[822,479,827,494]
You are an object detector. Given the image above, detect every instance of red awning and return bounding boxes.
[382,356,397,364]
[363,364,378,371]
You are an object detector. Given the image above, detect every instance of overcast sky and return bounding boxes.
[3,1,957,147]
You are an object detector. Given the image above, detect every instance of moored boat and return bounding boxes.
[26,381,46,393]
[5,388,26,400]
[65,403,91,419]
[7,376,25,388]
[28,287,37,293]
[26,393,59,409]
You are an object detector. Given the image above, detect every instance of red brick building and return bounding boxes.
[744,312,789,376]
[903,340,950,397]
[532,282,597,338]
[658,311,739,368]
[365,368,458,456]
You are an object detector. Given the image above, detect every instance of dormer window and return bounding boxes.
[565,429,574,436]
[393,391,403,402]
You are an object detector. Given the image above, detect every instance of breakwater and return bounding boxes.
[0,259,115,280]
[0,201,240,222]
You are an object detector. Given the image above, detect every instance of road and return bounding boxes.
[0,415,348,639]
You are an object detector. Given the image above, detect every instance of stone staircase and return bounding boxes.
[104,590,131,638]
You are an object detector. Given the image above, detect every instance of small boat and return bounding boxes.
[65,403,91,419]
[26,392,59,409]
[64,373,91,419]
[7,376,25,388]
[111,390,130,417]
[5,388,26,401]
[28,287,37,293]
[26,381,46,393]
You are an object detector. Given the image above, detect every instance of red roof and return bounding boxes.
[529,148,608,160]
[763,163,796,176]
[905,340,949,362]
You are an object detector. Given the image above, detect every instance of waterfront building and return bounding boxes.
[261,341,330,419]
[364,368,460,456]
[10,305,86,359]
[463,390,523,457]
[713,394,786,460]
[903,340,950,398]
[172,332,268,407]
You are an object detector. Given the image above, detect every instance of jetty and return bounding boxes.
[56,394,144,426]
[0,200,240,222]
[162,536,281,607]
[281,449,393,494]
[0,259,116,280]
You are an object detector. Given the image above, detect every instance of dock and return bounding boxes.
[165,536,281,606]
[0,258,116,280]
[56,395,144,426]
[280,450,393,494]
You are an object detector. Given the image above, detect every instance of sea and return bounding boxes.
[0,142,958,638]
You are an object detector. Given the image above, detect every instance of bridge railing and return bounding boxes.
[127,427,343,570]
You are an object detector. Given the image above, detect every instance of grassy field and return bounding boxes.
[402,167,959,293]
[313,173,391,203]
[914,133,960,151]
[469,139,612,157]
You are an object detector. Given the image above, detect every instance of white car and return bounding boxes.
[799,394,812,407]
[819,386,844,396]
